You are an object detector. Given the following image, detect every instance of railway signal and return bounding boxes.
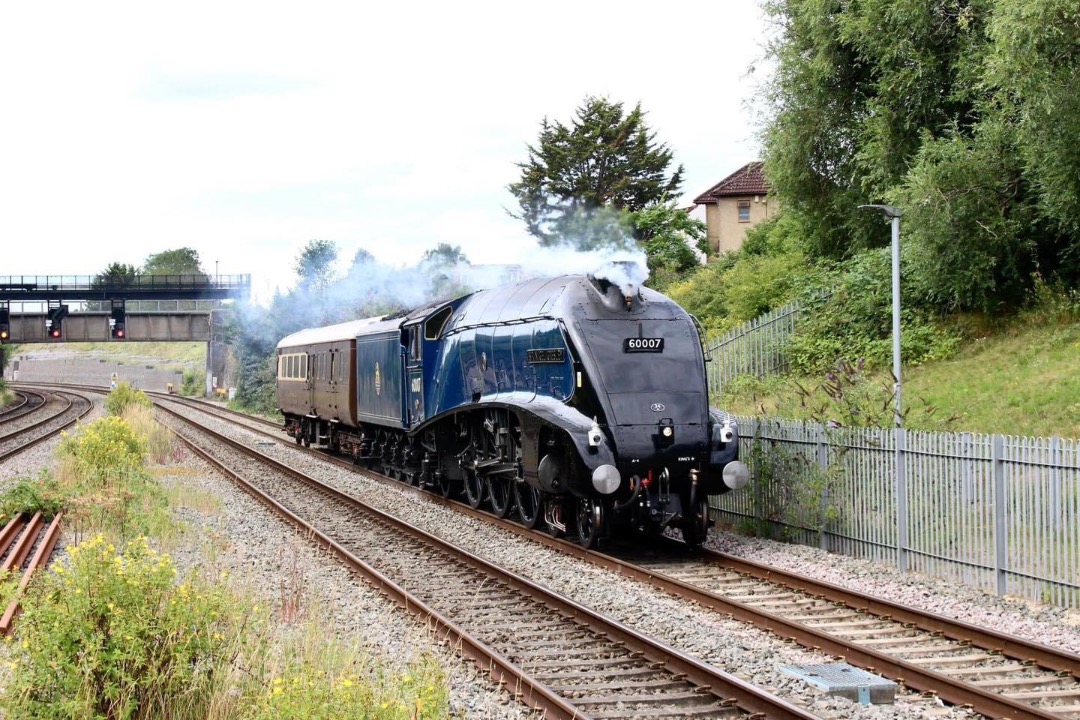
[46,305,68,340]
[111,306,126,340]
[0,308,9,342]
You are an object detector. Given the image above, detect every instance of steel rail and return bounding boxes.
[0,388,94,462]
[157,392,1080,718]
[0,391,33,421]
[0,512,63,635]
[157,401,818,720]
[144,390,281,430]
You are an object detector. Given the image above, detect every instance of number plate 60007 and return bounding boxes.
[623,337,664,353]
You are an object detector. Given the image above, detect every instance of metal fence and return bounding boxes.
[705,294,822,395]
[711,417,1080,608]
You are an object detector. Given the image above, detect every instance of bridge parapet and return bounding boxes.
[3,313,212,342]
[0,275,249,301]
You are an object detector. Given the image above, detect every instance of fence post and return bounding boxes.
[752,418,764,530]
[1050,436,1062,533]
[817,425,829,551]
[895,427,908,572]
[992,434,1008,596]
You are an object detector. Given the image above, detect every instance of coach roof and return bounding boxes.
[276,316,387,349]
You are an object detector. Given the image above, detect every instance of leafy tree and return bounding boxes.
[421,243,468,266]
[141,248,206,276]
[760,0,989,260]
[294,239,338,292]
[508,96,684,247]
[760,0,1080,312]
[92,262,137,287]
[630,202,704,290]
[985,0,1080,245]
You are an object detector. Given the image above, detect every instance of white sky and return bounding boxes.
[0,1,770,304]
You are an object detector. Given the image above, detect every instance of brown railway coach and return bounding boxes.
[275,317,384,446]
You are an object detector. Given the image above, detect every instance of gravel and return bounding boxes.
[168,404,991,720]
[11,395,1080,718]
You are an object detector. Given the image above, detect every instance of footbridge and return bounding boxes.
[0,274,250,395]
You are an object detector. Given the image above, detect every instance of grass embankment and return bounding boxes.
[722,316,1080,438]
[0,383,450,719]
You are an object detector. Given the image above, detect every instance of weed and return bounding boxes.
[0,473,66,519]
[2,535,260,720]
[105,382,153,416]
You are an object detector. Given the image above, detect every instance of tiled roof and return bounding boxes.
[693,162,768,204]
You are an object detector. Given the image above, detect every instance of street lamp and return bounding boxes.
[858,204,903,428]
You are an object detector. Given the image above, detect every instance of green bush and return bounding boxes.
[784,249,959,374]
[180,368,205,396]
[0,474,66,519]
[106,382,153,416]
[3,535,254,720]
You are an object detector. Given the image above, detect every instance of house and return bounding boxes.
[693,162,776,255]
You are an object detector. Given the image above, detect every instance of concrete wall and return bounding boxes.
[4,352,185,392]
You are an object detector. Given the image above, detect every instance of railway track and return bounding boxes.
[154,396,1080,720]
[0,389,46,423]
[0,511,64,635]
[0,387,95,462]
[20,382,1080,718]
[155,398,818,720]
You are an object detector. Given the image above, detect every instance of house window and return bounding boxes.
[738,200,751,223]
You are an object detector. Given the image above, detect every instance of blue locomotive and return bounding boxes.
[276,272,748,547]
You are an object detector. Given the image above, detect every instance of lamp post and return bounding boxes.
[860,203,907,571]
[859,204,903,428]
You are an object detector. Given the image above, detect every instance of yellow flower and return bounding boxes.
[341,679,354,688]
[54,565,64,574]
[21,640,28,650]
[403,675,412,684]
[272,687,283,696]
[273,678,284,685]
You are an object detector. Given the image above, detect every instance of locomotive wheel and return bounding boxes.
[576,497,604,549]
[513,482,542,529]
[487,477,512,518]
[680,496,710,548]
[464,470,485,509]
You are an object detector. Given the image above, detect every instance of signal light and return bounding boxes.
[0,328,8,342]
[110,305,126,340]
[0,309,8,342]
[46,305,68,340]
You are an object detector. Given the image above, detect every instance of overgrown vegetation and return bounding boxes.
[723,296,1080,437]
[181,367,206,396]
[0,384,453,719]
[664,0,1080,431]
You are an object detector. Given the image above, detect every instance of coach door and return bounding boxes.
[405,324,424,426]
[306,352,316,412]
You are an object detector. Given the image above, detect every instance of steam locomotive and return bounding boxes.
[276,272,748,547]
